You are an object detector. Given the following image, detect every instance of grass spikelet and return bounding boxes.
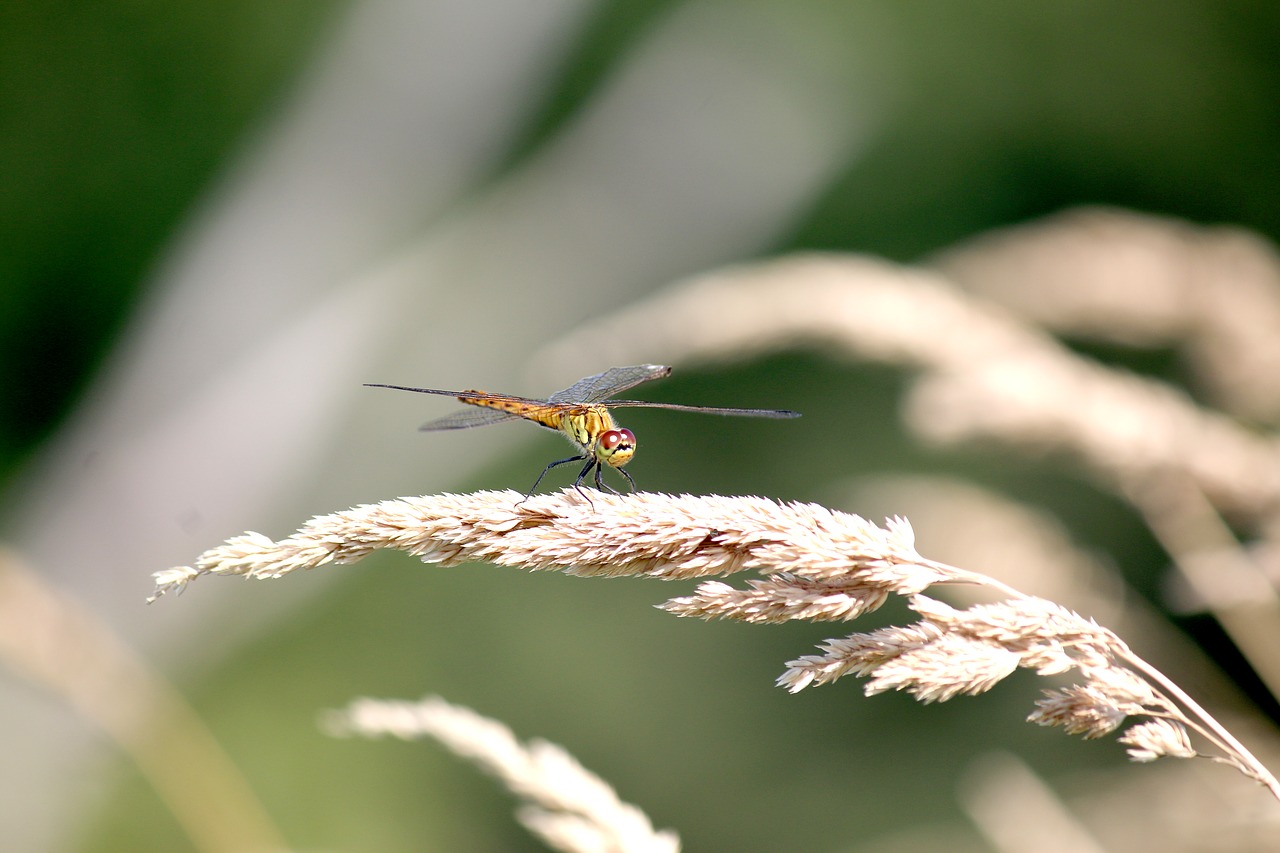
[326,695,680,853]
[155,487,1280,800]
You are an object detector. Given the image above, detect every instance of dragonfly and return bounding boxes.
[366,364,800,498]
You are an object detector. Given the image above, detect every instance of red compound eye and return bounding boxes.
[600,428,635,451]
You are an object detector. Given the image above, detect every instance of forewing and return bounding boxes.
[418,408,523,431]
[547,364,672,404]
[605,401,801,418]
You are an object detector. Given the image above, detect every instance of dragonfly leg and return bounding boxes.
[594,464,633,496]
[525,454,587,496]
[571,457,599,507]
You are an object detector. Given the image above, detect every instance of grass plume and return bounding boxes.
[152,488,1280,800]
[326,695,681,853]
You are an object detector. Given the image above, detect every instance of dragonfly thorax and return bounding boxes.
[564,406,637,468]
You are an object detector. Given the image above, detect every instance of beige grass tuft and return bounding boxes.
[150,489,931,596]
[154,488,1280,799]
[326,695,680,853]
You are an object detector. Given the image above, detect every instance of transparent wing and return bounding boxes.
[365,382,468,398]
[547,364,672,404]
[364,383,538,431]
[605,401,801,418]
[417,408,524,431]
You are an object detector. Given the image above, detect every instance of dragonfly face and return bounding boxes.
[556,405,636,469]
[365,364,799,498]
[595,426,636,469]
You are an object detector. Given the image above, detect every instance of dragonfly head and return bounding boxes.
[595,427,636,468]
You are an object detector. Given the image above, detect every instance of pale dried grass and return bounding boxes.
[935,207,1280,423]
[151,488,1280,800]
[326,695,680,853]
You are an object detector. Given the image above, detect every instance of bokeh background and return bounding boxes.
[3,1,1280,851]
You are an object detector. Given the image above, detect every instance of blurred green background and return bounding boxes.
[2,1,1279,851]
